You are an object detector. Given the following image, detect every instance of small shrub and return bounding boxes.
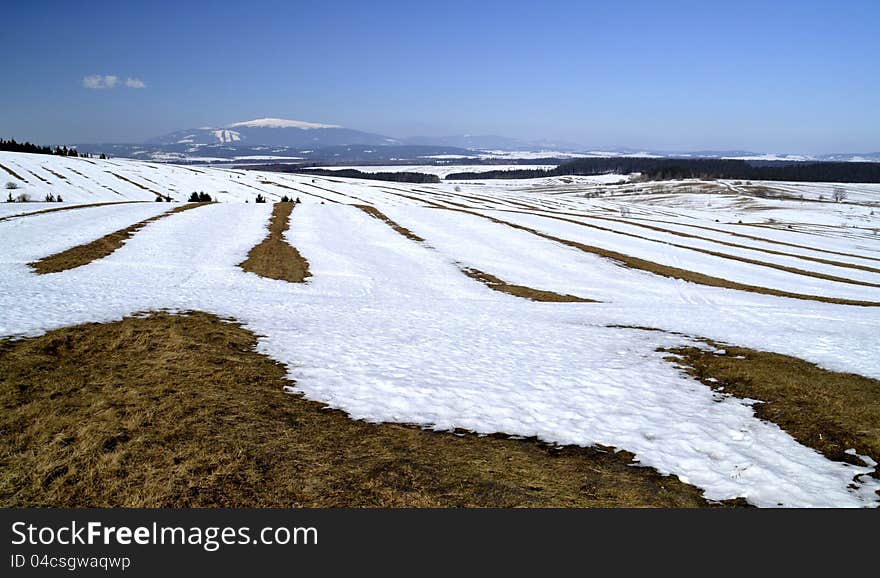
[188,192,200,202]
[156,195,164,202]
[56,195,63,202]
[44,193,56,202]
[255,194,266,204]
[5,181,18,190]
[6,192,13,203]
[15,193,31,202]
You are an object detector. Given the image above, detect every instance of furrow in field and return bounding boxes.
[30,202,207,274]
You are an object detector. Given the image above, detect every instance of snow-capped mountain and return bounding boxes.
[147,118,397,147]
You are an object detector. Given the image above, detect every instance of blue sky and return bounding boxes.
[2,0,878,152]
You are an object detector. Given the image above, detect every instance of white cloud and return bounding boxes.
[82,74,119,89]
[82,75,146,90]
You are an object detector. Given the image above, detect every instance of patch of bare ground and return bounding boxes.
[444,207,880,307]
[0,311,746,507]
[355,205,596,302]
[106,171,169,200]
[0,201,145,224]
[29,203,205,274]
[660,342,880,477]
[461,267,595,303]
[239,202,310,282]
[0,162,28,182]
[499,210,880,289]
[537,210,880,275]
[258,180,336,204]
[42,167,68,181]
[355,204,424,242]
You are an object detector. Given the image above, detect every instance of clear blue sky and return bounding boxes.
[2,0,878,153]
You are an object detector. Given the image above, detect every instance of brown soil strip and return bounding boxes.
[106,171,168,199]
[497,210,880,289]
[300,179,372,204]
[536,209,880,274]
[354,205,596,302]
[27,169,51,184]
[259,180,337,204]
[440,207,880,307]
[0,162,27,182]
[0,311,744,507]
[29,203,204,274]
[660,341,880,476]
[0,201,145,224]
[42,167,68,181]
[355,204,425,242]
[461,267,596,302]
[239,203,310,282]
[667,218,880,262]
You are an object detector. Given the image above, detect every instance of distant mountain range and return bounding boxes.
[74,117,880,165]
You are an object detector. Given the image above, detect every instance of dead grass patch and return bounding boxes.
[29,203,204,274]
[239,202,310,283]
[0,162,27,182]
[106,172,168,199]
[542,210,880,275]
[660,343,880,473]
[447,208,880,307]
[502,210,880,289]
[355,205,596,302]
[355,205,425,242]
[0,311,743,507]
[0,201,145,224]
[461,267,595,303]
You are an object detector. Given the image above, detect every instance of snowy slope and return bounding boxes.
[2,151,880,507]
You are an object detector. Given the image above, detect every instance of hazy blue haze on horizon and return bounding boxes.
[2,0,878,153]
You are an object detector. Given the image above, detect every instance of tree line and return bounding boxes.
[0,138,106,159]
[445,157,880,183]
[248,165,441,184]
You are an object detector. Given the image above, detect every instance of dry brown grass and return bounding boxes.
[0,162,28,182]
[501,210,880,289]
[106,172,167,199]
[0,201,145,224]
[29,203,204,274]
[541,210,880,275]
[41,167,68,181]
[661,343,880,473]
[461,267,596,303]
[355,204,425,242]
[258,180,338,204]
[445,207,880,307]
[0,311,744,508]
[238,202,310,283]
[355,205,596,302]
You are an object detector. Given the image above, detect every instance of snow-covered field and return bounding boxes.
[2,150,879,507]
